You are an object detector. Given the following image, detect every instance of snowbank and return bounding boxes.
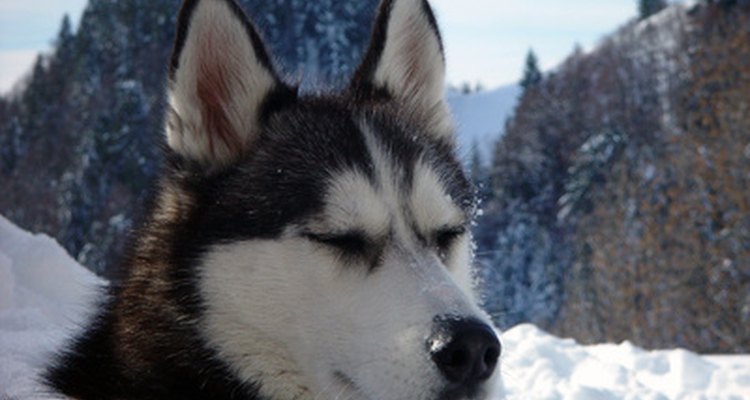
[0,215,748,399]
[0,215,105,399]
[502,324,750,400]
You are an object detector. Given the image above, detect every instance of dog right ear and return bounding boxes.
[350,0,452,139]
[165,0,284,167]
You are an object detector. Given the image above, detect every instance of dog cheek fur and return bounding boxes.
[197,240,428,398]
[198,238,322,399]
[197,230,487,400]
[197,239,419,399]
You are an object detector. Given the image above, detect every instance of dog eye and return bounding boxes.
[305,231,368,255]
[434,227,466,253]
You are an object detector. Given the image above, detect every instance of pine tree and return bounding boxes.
[55,15,74,51]
[48,15,77,102]
[469,143,491,201]
[520,49,542,90]
[638,0,667,20]
[0,0,383,276]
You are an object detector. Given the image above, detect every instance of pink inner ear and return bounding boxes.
[196,35,243,158]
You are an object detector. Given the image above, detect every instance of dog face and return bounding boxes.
[163,0,501,399]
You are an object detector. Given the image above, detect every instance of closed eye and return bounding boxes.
[434,226,466,254]
[305,231,369,256]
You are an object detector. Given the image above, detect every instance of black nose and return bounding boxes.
[429,318,501,386]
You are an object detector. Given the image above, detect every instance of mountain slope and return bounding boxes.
[481,2,750,352]
[447,84,521,164]
[0,0,377,277]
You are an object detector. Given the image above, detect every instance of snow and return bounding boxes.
[626,3,691,134]
[1,215,749,400]
[502,324,750,400]
[447,84,521,165]
[0,215,105,399]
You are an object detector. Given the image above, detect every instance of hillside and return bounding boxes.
[478,1,750,352]
[0,0,378,277]
[447,84,521,164]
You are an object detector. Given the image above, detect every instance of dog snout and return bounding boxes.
[428,317,501,388]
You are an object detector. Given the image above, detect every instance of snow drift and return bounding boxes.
[0,215,105,399]
[501,325,750,399]
[0,215,748,399]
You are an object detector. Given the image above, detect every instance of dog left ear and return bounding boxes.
[166,0,286,167]
[350,0,452,139]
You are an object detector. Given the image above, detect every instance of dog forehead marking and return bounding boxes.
[410,161,465,233]
[318,122,463,240]
[319,170,389,236]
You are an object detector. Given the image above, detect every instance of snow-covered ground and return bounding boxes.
[1,215,749,399]
[0,215,105,399]
[502,325,750,400]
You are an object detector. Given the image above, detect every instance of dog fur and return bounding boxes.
[44,0,501,399]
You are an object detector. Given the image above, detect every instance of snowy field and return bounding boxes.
[1,215,749,399]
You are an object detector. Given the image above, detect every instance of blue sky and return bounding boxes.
[0,0,637,93]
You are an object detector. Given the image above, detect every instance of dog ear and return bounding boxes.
[166,0,283,166]
[350,0,452,139]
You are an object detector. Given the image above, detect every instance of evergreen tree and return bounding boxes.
[51,14,76,78]
[520,49,542,90]
[638,0,667,20]
[55,15,74,50]
[469,143,491,201]
[0,0,383,277]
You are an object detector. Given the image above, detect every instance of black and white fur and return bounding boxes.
[45,0,502,399]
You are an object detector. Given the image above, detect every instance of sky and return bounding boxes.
[0,0,637,94]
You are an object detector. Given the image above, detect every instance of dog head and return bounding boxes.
[162,0,501,398]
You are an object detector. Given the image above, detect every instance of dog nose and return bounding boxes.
[429,318,501,386]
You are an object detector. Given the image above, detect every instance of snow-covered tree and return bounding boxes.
[0,0,381,277]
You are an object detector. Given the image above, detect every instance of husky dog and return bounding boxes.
[45,0,501,399]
